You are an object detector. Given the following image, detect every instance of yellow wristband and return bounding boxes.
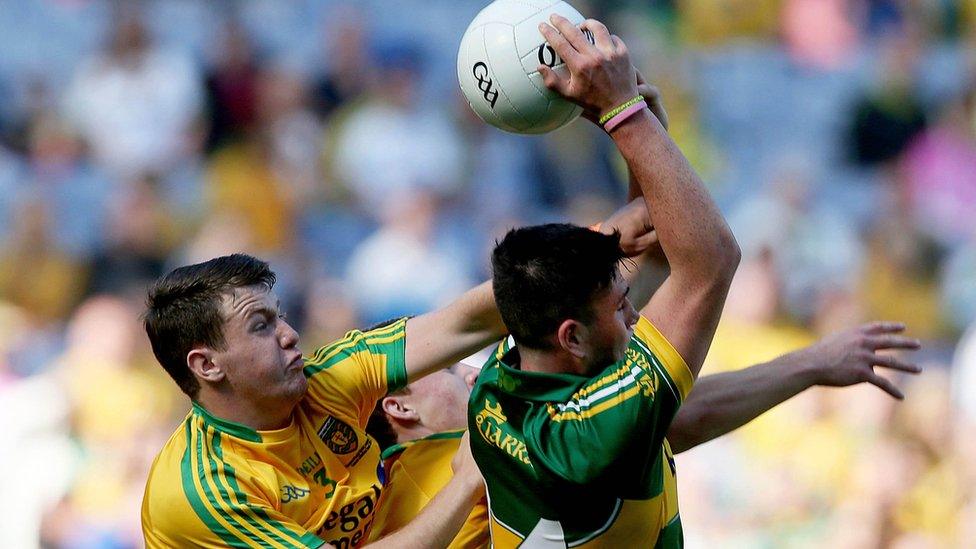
[599,95,645,125]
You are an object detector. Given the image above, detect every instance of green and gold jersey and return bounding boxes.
[142,319,409,548]
[468,316,693,548]
[368,430,490,548]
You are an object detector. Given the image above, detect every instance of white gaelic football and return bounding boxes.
[457,0,593,134]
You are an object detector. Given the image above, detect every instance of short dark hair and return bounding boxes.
[143,254,276,398]
[491,224,625,350]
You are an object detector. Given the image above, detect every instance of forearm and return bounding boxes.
[404,281,506,382]
[627,169,641,202]
[611,112,738,280]
[365,476,482,549]
[620,249,667,312]
[667,351,819,453]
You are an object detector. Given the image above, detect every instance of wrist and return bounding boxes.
[598,95,644,125]
[786,348,824,388]
[607,108,654,140]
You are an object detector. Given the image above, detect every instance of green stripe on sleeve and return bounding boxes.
[379,319,408,391]
[303,318,407,378]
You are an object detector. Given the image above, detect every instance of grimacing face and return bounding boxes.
[209,284,307,410]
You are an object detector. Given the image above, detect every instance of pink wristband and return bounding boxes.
[603,100,647,132]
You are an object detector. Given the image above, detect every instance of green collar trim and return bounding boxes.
[380,429,466,460]
[485,348,591,402]
[191,401,263,443]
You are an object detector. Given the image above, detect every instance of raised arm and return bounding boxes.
[666,322,922,453]
[539,15,739,378]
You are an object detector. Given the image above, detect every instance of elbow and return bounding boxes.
[667,405,718,455]
[718,234,741,282]
[706,229,740,288]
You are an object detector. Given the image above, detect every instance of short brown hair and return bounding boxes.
[143,254,276,397]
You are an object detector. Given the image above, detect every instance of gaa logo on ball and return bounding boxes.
[457,0,589,134]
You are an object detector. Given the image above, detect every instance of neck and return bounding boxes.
[394,424,435,446]
[518,346,583,375]
[195,392,295,431]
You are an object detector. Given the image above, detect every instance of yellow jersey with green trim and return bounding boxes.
[142,318,409,548]
[468,316,693,548]
[367,430,490,548]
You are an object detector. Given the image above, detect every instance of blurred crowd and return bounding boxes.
[0,0,974,547]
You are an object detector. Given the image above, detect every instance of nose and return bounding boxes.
[279,320,300,349]
[626,298,639,327]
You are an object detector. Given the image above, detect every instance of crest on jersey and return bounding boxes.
[318,416,359,455]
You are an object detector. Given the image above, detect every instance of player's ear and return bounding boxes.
[556,319,587,359]
[188,347,225,384]
[382,395,420,424]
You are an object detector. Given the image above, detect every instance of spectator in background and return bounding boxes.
[312,7,371,119]
[727,157,864,323]
[781,0,858,69]
[847,29,927,167]
[87,175,178,296]
[204,68,305,254]
[0,302,74,549]
[41,295,183,548]
[327,40,464,214]
[24,112,114,260]
[900,80,976,248]
[346,191,473,325]
[204,19,261,153]
[0,197,88,321]
[63,11,204,179]
[861,185,948,340]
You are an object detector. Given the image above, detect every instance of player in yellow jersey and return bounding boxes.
[140,192,662,547]
[140,253,503,548]
[364,352,490,548]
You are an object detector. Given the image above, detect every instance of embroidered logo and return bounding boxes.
[281,484,311,503]
[318,416,359,455]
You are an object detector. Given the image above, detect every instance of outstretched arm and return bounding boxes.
[540,15,739,378]
[666,322,922,453]
[404,282,505,384]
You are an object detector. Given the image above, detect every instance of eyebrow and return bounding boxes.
[246,300,281,321]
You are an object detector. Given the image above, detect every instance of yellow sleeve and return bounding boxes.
[632,315,694,401]
[302,318,408,428]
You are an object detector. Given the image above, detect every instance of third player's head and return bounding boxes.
[492,224,639,375]
[143,254,307,419]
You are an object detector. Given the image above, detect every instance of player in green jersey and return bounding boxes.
[467,14,740,547]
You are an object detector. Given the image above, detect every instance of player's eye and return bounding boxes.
[278,312,288,320]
